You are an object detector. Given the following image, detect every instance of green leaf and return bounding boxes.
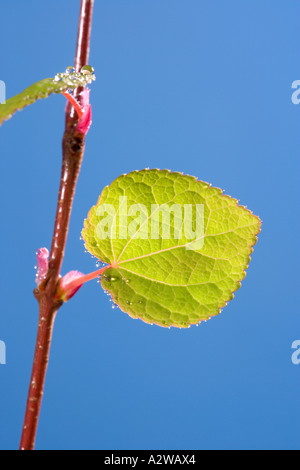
[82,169,261,328]
[0,68,95,126]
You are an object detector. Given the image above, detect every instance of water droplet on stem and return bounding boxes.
[81,65,95,74]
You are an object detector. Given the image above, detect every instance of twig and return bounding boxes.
[19,0,94,451]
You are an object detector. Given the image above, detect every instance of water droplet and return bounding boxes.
[103,274,115,282]
[126,301,133,305]
[54,74,62,82]
[65,66,75,74]
[81,65,95,74]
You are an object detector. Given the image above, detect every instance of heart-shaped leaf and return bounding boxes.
[82,169,261,328]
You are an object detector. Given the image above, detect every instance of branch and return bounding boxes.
[19,0,94,451]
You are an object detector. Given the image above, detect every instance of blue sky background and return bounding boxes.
[0,0,299,450]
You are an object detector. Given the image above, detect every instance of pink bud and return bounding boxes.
[35,248,49,285]
[76,89,92,134]
[62,88,92,135]
[57,270,85,302]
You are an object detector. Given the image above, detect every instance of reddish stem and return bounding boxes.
[19,0,94,451]
[19,300,58,451]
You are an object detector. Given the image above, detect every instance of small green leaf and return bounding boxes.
[82,169,261,328]
[0,68,95,126]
